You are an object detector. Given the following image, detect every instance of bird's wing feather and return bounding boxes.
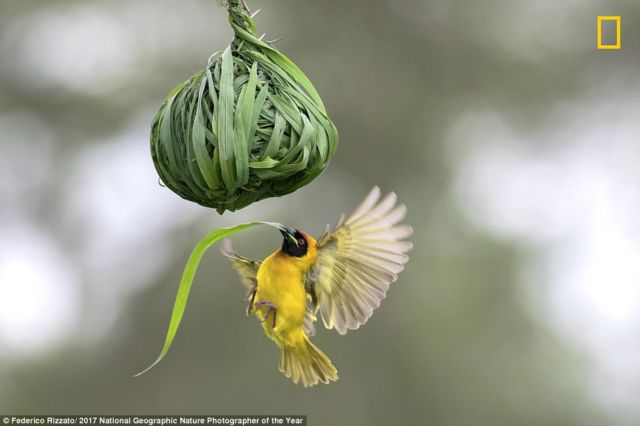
[303,302,317,337]
[220,239,260,292]
[306,186,413,335]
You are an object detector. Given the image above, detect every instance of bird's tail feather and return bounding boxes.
[279,336,338,387]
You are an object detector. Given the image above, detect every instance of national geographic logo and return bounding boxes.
[597,16,621,50]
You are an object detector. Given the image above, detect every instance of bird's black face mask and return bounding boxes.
[281,228,308,257]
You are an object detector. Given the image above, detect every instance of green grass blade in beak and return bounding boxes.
[135,220,288,377]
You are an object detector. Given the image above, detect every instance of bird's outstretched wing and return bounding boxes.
[306,186,413,335]
[220,239,260,292]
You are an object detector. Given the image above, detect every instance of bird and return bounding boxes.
[220,186,413,387]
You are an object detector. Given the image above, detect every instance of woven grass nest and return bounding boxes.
[150,0,338,213]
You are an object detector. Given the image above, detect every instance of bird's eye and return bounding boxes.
[298,238,306,246]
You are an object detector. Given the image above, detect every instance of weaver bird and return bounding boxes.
[221,186,412,387]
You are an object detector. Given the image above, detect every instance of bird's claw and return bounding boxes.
[254,300,277,328]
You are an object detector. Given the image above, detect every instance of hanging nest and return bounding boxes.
[150,0,338,213]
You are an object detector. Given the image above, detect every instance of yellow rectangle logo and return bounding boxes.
[597,16,621,49]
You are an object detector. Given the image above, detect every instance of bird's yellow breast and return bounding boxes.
[255,250,308,345]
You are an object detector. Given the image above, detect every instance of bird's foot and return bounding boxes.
[254,300,277,328]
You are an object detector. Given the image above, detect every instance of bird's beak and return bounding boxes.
[279,226,299,246]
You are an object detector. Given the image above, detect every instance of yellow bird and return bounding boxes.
[221,186,412,387]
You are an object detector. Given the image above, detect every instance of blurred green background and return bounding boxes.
[1,0,639,424]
